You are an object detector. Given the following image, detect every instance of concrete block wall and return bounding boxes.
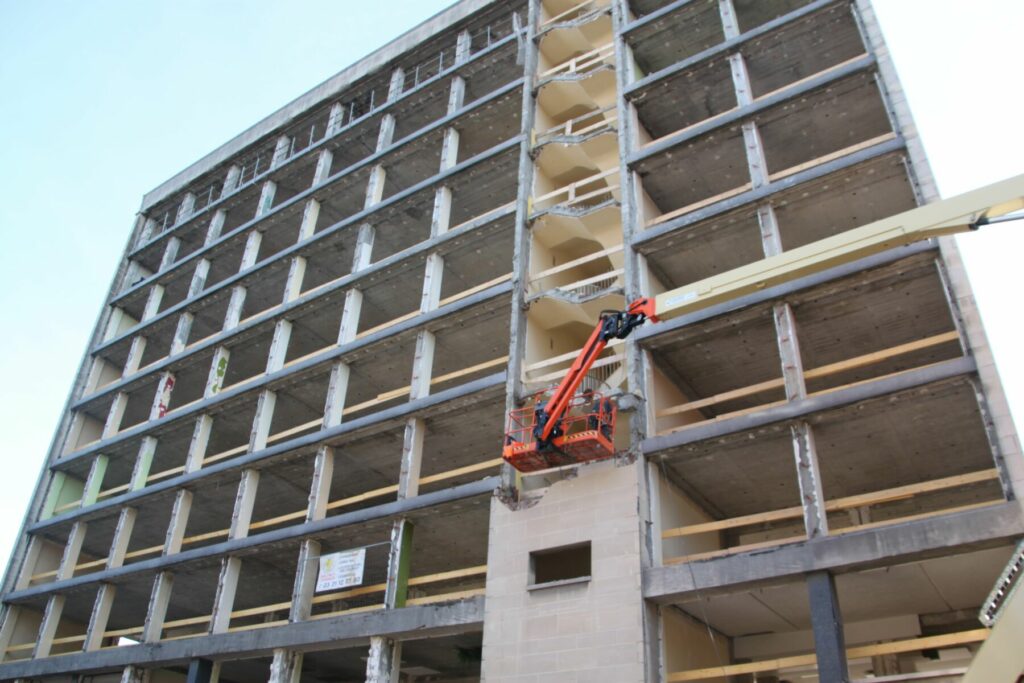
[482,461,646,682]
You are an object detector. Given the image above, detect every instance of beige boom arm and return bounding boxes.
[651,173,1024,321]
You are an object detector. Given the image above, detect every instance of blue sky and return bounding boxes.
[0,0,1021,567]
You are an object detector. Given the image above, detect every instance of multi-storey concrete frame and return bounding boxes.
[0,0,1021,681]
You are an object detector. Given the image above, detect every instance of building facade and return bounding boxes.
[1,0,1022,681]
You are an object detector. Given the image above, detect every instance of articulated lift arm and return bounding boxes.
[518,173,1024,463]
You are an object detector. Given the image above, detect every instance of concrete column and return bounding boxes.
[323,362,351,428]
[282,255,307,303]
[159,237,181,271]
[205,208,227,245]
[717,0,740,39]
[107,506,137,567]
[136,216,158,248]
[269,648,303,683]
[176,192,196,225]
[271,135,292,169]
[364,166,387,208]
[289,446,334,621]
[186,659,214,683]
[266,320,293,373]
[170,312,195,356]
[222,229,262,329]
[188,258,211,296]
[388,68,406,101]
[184,415,213,473]
[103,392,129,439]
[221,166,241,199]
[121,666,151,683]
[257,180,277,218]
[757,205,784,257]
[103,306,131,343]
[807,571,850,682]
[84,582,116,651]
[501,0,540,498]
[142,571,173,642]
[14,538,42,590]
[81,453,109,507]
[0,605,21,656]
[455,29,472,63]
[163,488,193,556]
[307,446,334,521]
[33,593,66,658]
[249,390,277,454]
[290,538,321,624]
[209,556,241,634]
[123,336,148,376]
[57,521,87,581]
[149,372,176,420]
[327,102,345,136]
[313,148,333,186]
[141,284,165,322]
[365,636,401,683]
[399,419,425,499]
[229,469,261,540]
[204,347,231,398]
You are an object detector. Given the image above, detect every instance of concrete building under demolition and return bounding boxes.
[2,0,1022,680]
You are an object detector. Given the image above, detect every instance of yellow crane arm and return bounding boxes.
[650,173,1024,321]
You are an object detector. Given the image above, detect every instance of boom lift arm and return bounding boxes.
[503,174,1024,473]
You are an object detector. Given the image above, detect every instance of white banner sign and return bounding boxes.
[316,547,366,592]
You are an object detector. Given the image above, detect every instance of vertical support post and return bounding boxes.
[107,507,138,568]
[269,649,303,683]
[327,102,345,136]
[290,446,334,622]
[176,192,197,225]
[149,372,176,420]
[365,636,401,683]
[206,209,227,245]
[271,135,292,169]
[121,666,150,683]
[33,594,65,658]
[81,454,109,507]
[502,0,540,500]
[807,571,850,682]
[84,583,116,651]
[209,556,241,634]
[142,284,165,321]
[123,336,148,376]
[186,658,214,683]
[142,571,173,643]
[159,237,181,271]
[221,166,241,199]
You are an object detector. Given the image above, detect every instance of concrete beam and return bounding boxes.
[643,356,976,454]
[0,598,485,678]
[11,477,500,602]
[84,201,512,406]
[633,135,904,246]
[41,371,504,534]
[643,501,1024,602]
[58,281,511,469]
[623,0,840,92]
[635,239,935,345]
[628,54,875,166]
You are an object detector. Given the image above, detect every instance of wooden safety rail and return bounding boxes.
[662,469,1003,565]
[667,629,989,681]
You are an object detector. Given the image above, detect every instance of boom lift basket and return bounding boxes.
[503,390,618,472]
